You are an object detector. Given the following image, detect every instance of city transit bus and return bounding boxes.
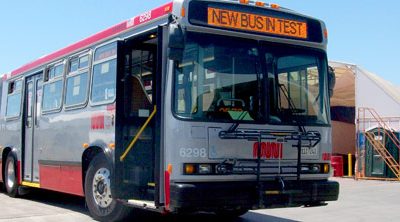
[0,0,339,221]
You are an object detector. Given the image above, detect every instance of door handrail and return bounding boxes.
[120,106,157,162]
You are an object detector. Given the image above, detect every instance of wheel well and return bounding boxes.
[82,147,106,193]
[2,147,12,182]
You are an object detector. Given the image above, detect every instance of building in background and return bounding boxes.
[329,61,400,180]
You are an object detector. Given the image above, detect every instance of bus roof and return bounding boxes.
[7,1,321,81]
[9,2,173,79]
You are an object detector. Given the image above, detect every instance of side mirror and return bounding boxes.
[328,66,336,98]
[168,24,185,61]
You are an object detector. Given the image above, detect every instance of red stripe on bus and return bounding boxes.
[164,171,171,211]
[322,153,332,161]
[91,114,105,130]
[17,161,21,184]
[106,104,116,111]
[10,2,173,78]
[40,164,84,196]
[127,2,173,28]
[0,160,2,182]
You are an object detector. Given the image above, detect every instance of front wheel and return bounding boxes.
[4,153,19,197]
[85,155,131,222]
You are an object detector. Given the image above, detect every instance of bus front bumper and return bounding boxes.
[169,180,339,212]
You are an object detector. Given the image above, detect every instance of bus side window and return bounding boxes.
[42,62,64,113]
[65,53,90,108]
[91,42,117,105]
[6,80,22,118]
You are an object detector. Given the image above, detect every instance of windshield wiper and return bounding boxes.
[227,109,248,133]
[279,84,306,134]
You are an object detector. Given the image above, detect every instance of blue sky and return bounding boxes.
[0,0,399,84]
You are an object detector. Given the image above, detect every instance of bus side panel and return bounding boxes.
[39,164,60,191]
[36,107,91,195]
[2,125,23,181]
[0,78,22,184]
[39,164,83,196]
[60,165,83,196]
[36,103,114,195]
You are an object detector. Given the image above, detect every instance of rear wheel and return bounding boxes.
[4,153,19,197]
[85,154,131,222]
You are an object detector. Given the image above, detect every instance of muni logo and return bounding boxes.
[253,142,283,159]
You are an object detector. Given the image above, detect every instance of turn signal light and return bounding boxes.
[184,164,195,174]
[324,28,329,39]
[239,0,250,4]
[324,164,330,174]
[181,7,186,17]
[108,143,115,150]
[168,164,173,174]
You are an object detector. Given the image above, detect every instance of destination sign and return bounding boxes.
[207,7,308,39]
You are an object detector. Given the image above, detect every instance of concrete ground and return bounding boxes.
[0,178,399,222]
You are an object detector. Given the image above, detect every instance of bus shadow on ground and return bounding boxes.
[18,188,90,215]
[136,212,299,222]
[0,185,298,222]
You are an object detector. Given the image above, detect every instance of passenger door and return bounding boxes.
[23,73,42,182]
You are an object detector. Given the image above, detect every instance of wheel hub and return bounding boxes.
[97,181,105,194]
[6,160,15,189]
[92,168,113,208]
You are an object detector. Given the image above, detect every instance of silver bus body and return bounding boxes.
[0,0,339,219]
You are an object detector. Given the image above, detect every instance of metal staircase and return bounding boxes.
[358,107,400,180]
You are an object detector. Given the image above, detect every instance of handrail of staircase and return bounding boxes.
[358,107,400,152]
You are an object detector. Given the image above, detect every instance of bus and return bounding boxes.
[0,0,339,221]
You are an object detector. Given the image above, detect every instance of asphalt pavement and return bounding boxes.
[0,178,399,222]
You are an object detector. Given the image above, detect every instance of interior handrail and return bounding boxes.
[120,106,157,162]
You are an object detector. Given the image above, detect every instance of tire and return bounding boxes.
[4,153,19,197]
[85,154,131,222]
[215,209,249,219]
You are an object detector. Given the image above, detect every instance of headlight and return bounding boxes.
[301,165,310,172]
[301,164,326,174]
[183,163,218,175]
[216,164,233,174]
[198,164,212,174]
[311,164,321,173]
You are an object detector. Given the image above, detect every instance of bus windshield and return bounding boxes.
[173,33,329,126]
